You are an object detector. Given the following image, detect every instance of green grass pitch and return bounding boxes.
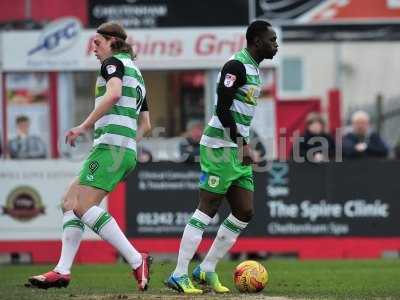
[1,259,400,300]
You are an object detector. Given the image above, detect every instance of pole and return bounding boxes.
[25,0,31,19]
[248,0,256,22]
[334,41,342,89]
[376,93,383,135]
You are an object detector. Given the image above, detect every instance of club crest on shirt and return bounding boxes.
[208,175,220,188]
[224,73,236,87]
[106,65,116,75]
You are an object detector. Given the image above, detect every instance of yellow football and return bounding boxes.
[233,260,269,293]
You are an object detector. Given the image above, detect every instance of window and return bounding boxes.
[281,57,304,93]
[388,0,400,8]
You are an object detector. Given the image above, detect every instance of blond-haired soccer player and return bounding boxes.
[28,22,152,291]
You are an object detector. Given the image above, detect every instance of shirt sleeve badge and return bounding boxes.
[223,73,237,87]
[106,65,117,75]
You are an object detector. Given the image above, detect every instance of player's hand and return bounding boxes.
[241,144,255,165]
[65,125,87,147]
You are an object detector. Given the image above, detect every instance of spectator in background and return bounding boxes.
[137,146,153,163]
[342,110,388,159]
[8,115,47,159]
[179,120,203,163]
[250,129,267,165]
[394,138,400,160]
[292,112,335,163]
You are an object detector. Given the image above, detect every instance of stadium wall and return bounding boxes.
[279,42,400,116]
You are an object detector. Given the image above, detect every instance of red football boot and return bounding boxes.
[27,271,70,289]
[132,253,152,291]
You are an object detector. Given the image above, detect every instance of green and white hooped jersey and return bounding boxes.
[93,52,146,154]
[200,48,262,148]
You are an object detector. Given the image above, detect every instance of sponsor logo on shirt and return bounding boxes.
[245,87,257,105]
[106,65,117,75]
[224,73,236,87]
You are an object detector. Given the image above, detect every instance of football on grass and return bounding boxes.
[233,260,269,293]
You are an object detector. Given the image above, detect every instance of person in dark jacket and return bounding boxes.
[394,138,400,160]
[342,110,388,159]
[292,112,335,163]
[179,120,203,163]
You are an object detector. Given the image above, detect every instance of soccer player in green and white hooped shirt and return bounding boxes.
[166,21,278,294]
[28,22,152,291]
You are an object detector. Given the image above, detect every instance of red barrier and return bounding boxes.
[129,237,400,259]
[0,240,115,264]
[2,236,399,263]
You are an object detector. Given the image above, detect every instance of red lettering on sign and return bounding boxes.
[195,34,215,55]
[86,35,95,55]
[195,33,246,56]
[86,35,182,57]
[129,36,182,57]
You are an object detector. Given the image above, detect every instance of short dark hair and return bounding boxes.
[16,115,29,124]
[246,20,272,45]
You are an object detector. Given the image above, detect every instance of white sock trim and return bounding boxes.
[54,211,84,275]
[227,213,248,230]
[63,210,78,221]
[199,214,247,273]
[81,206,112,234]
[81,206,142,270]
[172,210,211,277]
[192,209,212,224]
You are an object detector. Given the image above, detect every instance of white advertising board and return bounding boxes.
[0,160,106,240]
[0,18,279,71]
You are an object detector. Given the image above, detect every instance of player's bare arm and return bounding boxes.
[136,110,151,142]
[66,77,122,147]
